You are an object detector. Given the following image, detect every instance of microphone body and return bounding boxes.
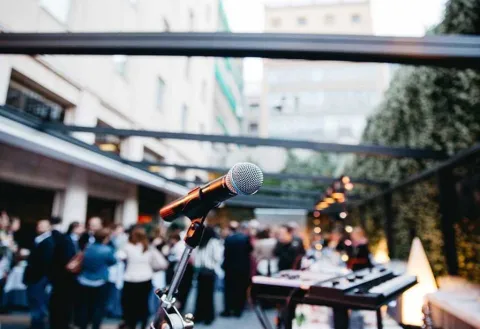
[160,176,234,221]
[160,163,263,222]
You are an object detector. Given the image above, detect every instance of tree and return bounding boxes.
[281,151,336,192]
[347,0,480,280]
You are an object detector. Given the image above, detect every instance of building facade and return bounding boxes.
[210,0,244,167]
[0,0,242,229]
[254,0,388,171]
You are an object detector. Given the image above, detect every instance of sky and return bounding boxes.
[223,0,447,82]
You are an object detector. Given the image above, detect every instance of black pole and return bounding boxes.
[358,204,366,228]
[436,168,459,275]
[383,189,395,259]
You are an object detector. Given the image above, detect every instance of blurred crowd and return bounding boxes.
[0,211,371,329]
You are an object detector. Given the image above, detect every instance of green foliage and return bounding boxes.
[455,217,480,283]
[281,151,336,191]
[362,202,386,250]
[346,0,480,280]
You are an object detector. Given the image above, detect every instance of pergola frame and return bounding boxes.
[0,32,479,68]
[125,160,386,186]
[41,123,447,160]
[1,31,478,274]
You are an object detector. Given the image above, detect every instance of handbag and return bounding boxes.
[65,252,84,274]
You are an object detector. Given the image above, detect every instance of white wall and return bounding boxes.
[0,0,220,179]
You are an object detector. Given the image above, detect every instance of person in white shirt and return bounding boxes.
[193,226,224,325]
[118,227,167,329]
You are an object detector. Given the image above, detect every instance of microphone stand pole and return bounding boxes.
[151,215,207,329]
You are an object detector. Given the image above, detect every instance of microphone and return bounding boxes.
[160,163,264,222]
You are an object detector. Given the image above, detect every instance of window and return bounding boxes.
[176,169,187,179]
[181,104,188,131]
[351,14,361,23]
[112,55,127,76]
[271,17,281,27]
[185,57,191,79]
[294,96,300,112]
[199,123,206,148]
[143,147,164,173]
[201,80,207,102]
[325,14,335,24]
[164,18,170,32]
[156,77,166,111]
[248,122,259,134]
[297,16,307,26]
[338,126,354,138]
[40,0,71,24]
[6,80,65,122]
[95,120,122,155]
[143,147,165,162]
[189,9,195,31]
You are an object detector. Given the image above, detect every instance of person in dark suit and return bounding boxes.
[23,219,54,329]
[66,221,85,253]
[78,217,103,251]
[48,217,77,329]
[274,224,305,271]
[346,227,372,271]
[221,221,253,317]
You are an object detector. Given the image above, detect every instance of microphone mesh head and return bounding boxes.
[225,163,264,195]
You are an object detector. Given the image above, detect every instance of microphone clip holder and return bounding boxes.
[151,214,208,329]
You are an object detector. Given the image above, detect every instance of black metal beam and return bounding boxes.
[437,168,459,275]
[171,178,320,197]
[383,188,395,258]
[170,178,362,203]
[358,143,480,205]
[169,178,313,202]
[226,196,341,213]
[0,33,479,68]
[128,160,386,186]
[259,186,322,197]
[42,123,447,160]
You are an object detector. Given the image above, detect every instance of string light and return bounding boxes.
[332,192,344,199]
[313,227,321,234]
[341,254,349,262]
[313,211,320,218]
[313,219,321,225]
[345,225,353,233]
[316,202,328,210]
[342,176,351,184]
[148,166,162,173]
[99,143,118,152]
[315,244,323,251]
[325,197,335,204]
[345,182,354,191]
[339,211,347,219]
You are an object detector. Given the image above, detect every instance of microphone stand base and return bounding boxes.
[150,305,194,329]
[150,215,207,329]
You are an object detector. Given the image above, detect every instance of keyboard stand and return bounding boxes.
[253,303,274,329]
[284,301,297,329]
[376,309,383,329]
[253,302,387,329]
[333,307,349,329]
